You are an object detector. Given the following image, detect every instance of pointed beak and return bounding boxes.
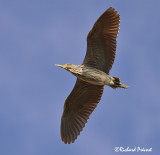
[55,64,64,68]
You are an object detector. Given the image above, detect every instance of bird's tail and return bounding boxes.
[110,76,128,89]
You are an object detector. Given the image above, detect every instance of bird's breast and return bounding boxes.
[74,66,112,86]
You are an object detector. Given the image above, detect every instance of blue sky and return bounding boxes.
[0,0,160,155]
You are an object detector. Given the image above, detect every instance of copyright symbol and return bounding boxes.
[114,147,119,152]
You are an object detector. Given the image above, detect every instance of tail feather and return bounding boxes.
[110,76,128,89]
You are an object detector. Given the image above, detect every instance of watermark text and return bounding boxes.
[114,147,152,153]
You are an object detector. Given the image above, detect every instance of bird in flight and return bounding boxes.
[56,7,128,144]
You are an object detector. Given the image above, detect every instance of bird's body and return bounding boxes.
[76,65,112,86]
[57,64,127,87]
[56,7,128,144]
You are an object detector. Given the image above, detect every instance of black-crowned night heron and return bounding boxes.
[56,7,128,144]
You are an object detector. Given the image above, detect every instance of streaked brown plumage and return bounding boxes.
[56,7,128,144]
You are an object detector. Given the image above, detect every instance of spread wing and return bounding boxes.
[83,7,120,74]
[61,79,104,144]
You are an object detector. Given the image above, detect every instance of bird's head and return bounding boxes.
[55,63,78,72]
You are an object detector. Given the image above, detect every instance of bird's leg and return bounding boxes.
[110,76,128,89]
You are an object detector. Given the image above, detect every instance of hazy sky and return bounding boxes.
[0,0,160,155]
